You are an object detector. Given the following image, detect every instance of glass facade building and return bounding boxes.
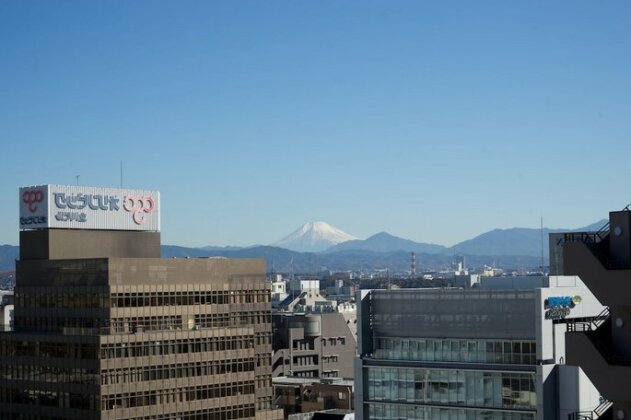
[354,289,541,420]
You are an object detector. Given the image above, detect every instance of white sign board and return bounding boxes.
[19,185,160,231]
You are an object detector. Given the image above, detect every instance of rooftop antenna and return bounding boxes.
[289,257,294,281]
[541,216,545,274]
[75,175,80,186]
[289,257,296,299]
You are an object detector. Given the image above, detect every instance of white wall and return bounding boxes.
[537,276,605,420]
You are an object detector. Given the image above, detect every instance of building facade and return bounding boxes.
[354,281,604,420]
[563,208,631,419]
[272,312,357,380]
[273,377,353,418]
[0,185,282,419]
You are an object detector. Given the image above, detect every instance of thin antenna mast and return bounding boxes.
[75,175,80,186]
[541,216,545,274]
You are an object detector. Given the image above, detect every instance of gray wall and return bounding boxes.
[20,229,161,260]
[17,257,265,287]
[368,288,537,340]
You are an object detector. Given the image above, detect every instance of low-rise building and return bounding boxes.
[273,312,356,379]
[273,377,353,418]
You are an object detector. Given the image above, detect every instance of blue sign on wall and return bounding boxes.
[544,295,582,320]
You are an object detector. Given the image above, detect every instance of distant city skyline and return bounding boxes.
[1,1,630,247]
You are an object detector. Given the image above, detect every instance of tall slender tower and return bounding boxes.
[411,252,417,277]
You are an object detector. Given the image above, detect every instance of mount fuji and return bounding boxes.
[273,221,357,252]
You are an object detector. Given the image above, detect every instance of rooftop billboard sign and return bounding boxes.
[19,185,160,232]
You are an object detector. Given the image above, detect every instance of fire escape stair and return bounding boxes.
[563,241,631,307]
[566,322,631,403]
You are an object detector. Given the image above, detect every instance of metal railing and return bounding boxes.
[594,400,613,418]
[562,229,609,245]
[568,399,612,420]
[567,307,610,332]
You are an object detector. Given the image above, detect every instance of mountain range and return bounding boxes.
[325,220,607,257]
[0,220,607,273]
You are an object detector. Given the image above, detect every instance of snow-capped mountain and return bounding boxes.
[273,221,357,252]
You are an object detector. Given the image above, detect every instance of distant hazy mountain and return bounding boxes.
[193,246,543,273]
[451,220,608,257]
[161,245,217,258]
[0,245,18,272]
[201,245,244,251]
[324,220,609,258]
[273,221,357,252]
[0,219,609,272]
[326,232,447,254]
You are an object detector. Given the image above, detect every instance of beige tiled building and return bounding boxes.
[0,187,282,419]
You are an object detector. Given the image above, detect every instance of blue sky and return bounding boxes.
[1,1,630,247]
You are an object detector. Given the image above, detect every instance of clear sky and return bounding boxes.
[1,1,630,247]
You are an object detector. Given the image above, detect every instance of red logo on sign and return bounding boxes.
[123,195,155,225]
[23,190,43,213]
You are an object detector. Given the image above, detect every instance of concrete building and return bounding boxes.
[271,276,289,308]
[354,278,605,420]
[273,279,357,382]
[273,377,353,418]
[272,311,357,380]
[288,409,354,420]
[562,208,631,419]
[0,291,14,330]
[0,185,282,419]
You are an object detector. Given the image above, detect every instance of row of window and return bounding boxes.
[14,289,108,309]
[101,335,256,358]
[0,389,97,410]
[102,359,255,384]
[14,311,270,334]
[15,316,106,332]
[0,341,98,359]
[323,337,346,346]
[0,365,98,385]
[292,355,318,367]
[102,382,255,410]
[0,334,261,361]
[111,290,270,307]
[367,367,536,409]
[289,336,347,351]
[127,404,257,420]
[194,312,271,329]
[3,397,259,420]
[14,289,270,309]
[374,337,537,365]
[1,399,258,420]
[367,403,535,420]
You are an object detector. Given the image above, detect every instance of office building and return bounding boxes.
[354,278,605,420]
[562,208,631,419]
[0,184,282,419]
